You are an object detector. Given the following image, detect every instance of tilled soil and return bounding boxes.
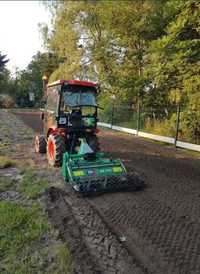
[10,111,200,274]
[47,187,145,274]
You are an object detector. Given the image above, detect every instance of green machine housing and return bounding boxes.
[62,148,140,194]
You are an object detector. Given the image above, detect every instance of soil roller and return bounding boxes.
[62,138,144,195]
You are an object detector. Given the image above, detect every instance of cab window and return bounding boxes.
[46,86,60,111]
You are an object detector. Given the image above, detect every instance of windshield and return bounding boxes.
[63,91,96,107]
[63,84,97,107]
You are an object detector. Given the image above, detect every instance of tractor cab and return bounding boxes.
[36,79,100,166]
[43,80,99,136]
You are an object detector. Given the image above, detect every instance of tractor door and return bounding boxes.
[44,85,60,137]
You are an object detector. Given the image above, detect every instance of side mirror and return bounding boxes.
[96,84,101,93]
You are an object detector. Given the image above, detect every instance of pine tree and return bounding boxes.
[0,52,8,72]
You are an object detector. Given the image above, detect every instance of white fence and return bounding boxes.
[98,122,200,153]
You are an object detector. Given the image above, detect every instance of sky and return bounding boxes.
[0,1,50,73]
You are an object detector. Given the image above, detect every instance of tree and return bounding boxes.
[41,0,200,142]
[27,51,60,100]
[0,52,8,72]
[146,0,200,141]
[41,1,174,101]
[15,51,60,106]
[0,51,11,96]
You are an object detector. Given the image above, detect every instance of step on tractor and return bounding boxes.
[35,79,144,195]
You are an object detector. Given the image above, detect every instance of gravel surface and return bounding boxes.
[9,110,200,274]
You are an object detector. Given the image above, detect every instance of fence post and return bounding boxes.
[137,99,141,135]
[110,95,116,129]
[174,103,180,147]
[111,102,114,128]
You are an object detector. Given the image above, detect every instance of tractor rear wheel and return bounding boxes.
[47,134,65,167]
[86,134,100,153]
[35,135,46,153]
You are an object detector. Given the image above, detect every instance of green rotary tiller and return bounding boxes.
[62,139,144,195]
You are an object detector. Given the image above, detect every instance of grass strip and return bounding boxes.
[20,170,48,199]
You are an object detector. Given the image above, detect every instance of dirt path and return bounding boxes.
[11,111,200,274]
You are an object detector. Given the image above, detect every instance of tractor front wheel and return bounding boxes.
[35,135,46,153]
[47,134,65,167]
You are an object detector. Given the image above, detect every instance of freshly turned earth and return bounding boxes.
[5,110,200,274]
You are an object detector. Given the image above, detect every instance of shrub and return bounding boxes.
[0,94,15,108]
[143,113,177,137]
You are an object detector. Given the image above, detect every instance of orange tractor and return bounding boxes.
[35,79,144,195]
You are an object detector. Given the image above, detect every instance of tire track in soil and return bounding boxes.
[46,187,146,274]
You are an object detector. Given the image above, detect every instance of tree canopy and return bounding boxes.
[1,0,199,143]
[14,51,60,106]
[39,0,199,142]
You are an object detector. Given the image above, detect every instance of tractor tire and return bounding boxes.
[47,134,65,167]
[86,134,100,153]
[35,135,46,154]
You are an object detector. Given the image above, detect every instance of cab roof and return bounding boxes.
[47,79,97,88]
